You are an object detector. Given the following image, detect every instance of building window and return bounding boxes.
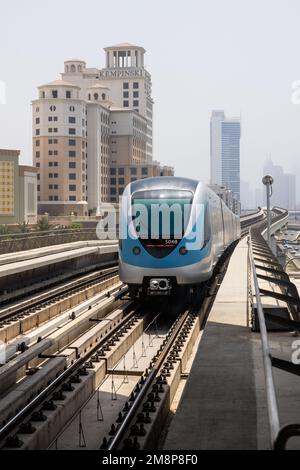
[36,151,40,158]
[50,105,56,111]
[69,117,76,123]
[123,91,129,98]
[53,128,58,133]
[48,128,53,133]
[36,107,39,112]
[49,173,53,178]
[133,100,139,107]
[37,185,40,191]
[53,162,58,167]
[36,162,40,167]
[133,91,139,98]
[142,167,148,175]
[48,150,53,156]
[133,82,139,89]
[123,100,129,107]
[118,167,125,175]
[48,116,53,121]
[36,140,40,147]
[69,139,76,146]
[102,93,106,100]
[69,106,75,112]
[69,196,76,201]
[131,177,137,182]
[119,177,125,185]
[130,167,137,175]
[69,162,76,168]
[110,188,116,195]
[110,168,116,175]
[48,184,53,189]
[123,82,129,89]
[35,118,40,124]
[48,139,53,144]
[54,139,58,144]
[54,173,58,178]
[66,91,71,99]
[54,184,58,189]
[35,129,40,136]
[69,184,76,191]
[52,90,58,98]
[54,196,59,201]
[53,116,58,122]
[54,150,58,156]
[49,196,53,201]
[94,93,98,101]
[69,128,76,135]
[69,173,76,180]
[69,150,76,157]
[110,178,116,185]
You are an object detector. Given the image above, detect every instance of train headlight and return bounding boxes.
[132,246,141,255]
[179,246,188,255]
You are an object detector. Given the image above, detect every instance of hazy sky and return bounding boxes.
[1,0,300,203]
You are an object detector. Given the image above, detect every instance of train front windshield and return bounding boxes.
[131,189,193,258]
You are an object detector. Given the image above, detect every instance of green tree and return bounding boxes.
[0,225,10,234]
[18,221,30,233]
[37,217,51,231]
[69,223,82,229]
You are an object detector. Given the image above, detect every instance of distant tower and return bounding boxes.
[210,110,241,199]
[210,110,225,187]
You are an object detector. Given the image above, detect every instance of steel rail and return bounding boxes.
[107,308,191,450]
[0,266,119,323]
[0,290,133,445]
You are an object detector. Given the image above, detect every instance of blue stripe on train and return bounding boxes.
[121,234,211,268]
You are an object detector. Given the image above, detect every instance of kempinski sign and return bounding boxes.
[99,68,149,79]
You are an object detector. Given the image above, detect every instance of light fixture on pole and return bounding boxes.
[262,174,274,247]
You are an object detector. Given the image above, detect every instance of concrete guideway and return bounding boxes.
[0,240,118,278]
[0,239,117,267]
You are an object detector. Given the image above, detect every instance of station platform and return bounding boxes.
[164,237,300,450]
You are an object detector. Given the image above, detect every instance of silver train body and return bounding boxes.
[119,177,241,296]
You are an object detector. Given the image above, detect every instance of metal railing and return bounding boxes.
[248,208,300,449]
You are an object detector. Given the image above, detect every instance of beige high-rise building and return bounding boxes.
[32,80,88,216]
[98,43,153,163]
[32,44,173,216]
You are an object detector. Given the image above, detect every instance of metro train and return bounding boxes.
[119,176,241,298]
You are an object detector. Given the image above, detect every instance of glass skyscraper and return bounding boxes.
[210,111,241,200]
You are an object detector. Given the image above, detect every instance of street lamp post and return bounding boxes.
[262,175,274,248]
